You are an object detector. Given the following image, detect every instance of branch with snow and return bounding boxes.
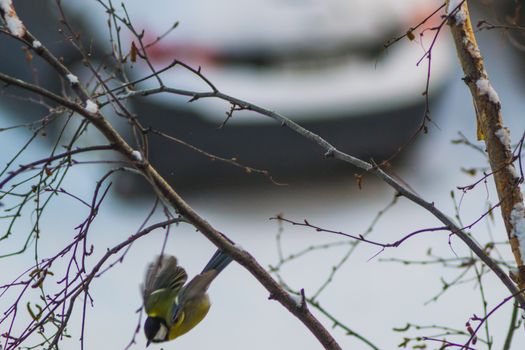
[476,78,500,104]
[0,19,344,350]
[0,0,26,38]
[130,150,143,162]
[66,73,79,85]
[446,0,466,24]
[446,0,525,290]
[84,99,99,114]
[511,204,525,268]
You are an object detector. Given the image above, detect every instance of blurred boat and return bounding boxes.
[3,1,455,191]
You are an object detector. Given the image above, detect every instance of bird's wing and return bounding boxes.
[170,271,216,324]
[179,270,217,302]
[142,255,188,302]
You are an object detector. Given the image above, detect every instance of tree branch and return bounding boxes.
[109,85,525,309]
[446,0,525,292]
[0,23,343,350]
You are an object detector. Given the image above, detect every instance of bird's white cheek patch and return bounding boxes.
[155,323,168,341]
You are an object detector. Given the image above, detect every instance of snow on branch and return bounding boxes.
[0,0,26,38]
[84,99,99,114]
[511,204,525,264]
[446,0,466,24]
[475,78,500,104]
[446,0,525,290]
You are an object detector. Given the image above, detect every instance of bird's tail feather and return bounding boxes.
[202,249,232,274]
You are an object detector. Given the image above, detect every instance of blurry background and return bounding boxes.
[1,1,525,349]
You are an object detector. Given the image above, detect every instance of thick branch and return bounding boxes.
[0,33,342,350]
[446,0,525,290]
[112,86,525,308]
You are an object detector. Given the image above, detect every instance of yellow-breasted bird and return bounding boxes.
[142,249,232,345]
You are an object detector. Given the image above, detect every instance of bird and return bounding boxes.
[142,249,232,346]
